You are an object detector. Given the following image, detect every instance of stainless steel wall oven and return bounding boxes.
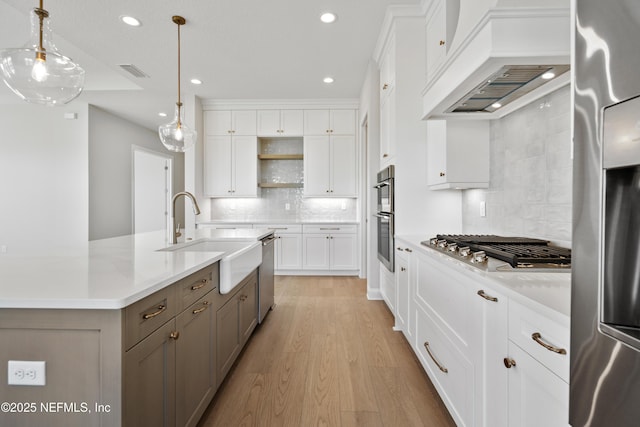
[375,165,394,272]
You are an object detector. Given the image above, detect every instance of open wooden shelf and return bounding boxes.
[258,182,303,188]
[258,154,303,160]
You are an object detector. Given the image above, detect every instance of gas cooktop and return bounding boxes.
[421,234,571,272]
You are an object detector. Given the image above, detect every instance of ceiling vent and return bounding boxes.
[446,65,570,113]
[118,64,150,78]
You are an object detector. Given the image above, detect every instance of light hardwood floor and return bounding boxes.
[198,276,456,427]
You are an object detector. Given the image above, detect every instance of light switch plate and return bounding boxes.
[8,360,46,386]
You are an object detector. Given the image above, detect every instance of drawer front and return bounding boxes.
[414,252,473,350]
[125,286,176,350]
[177,263,219,312]
[415,304,475,427]
[508,300,570,382]
[302,224,357,234]
[264,224,302,234]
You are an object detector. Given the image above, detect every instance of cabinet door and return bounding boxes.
[330,110,356,135]
[176,295,216,427]
[256,110,281,136]
[303,135,331,196]
[331,135,357,197]
[276,234,303,270]
[379,34,396,101]
[426,0,447,81]
[302,233,331,270]
[330,234,358,270]
[507,343,570,427]
[474,286,509,427]
[304,110,330,135]
[216,297,240,382]
[380,88,396,165]
[124,320,176,427]
[205,110,232,135]
[395,250,409,334]
[204,135,233,196]
[281,110,304,136]
[238,275,258,345]
[232,135,258,197]
[232,110,257,135]
[426,120,447,186]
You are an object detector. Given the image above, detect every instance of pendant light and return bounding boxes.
[158,16,197,152]
[0,0,85,106]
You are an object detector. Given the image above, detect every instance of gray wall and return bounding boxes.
[461,86,572,246]
[88,106,185,240]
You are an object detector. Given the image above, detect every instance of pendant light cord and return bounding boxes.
[172,16,185,128]
[34,0,49,54]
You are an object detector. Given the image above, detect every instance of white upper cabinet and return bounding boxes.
[257,110,303,136]
[304,135,357,197]
[426,119,489,189]
[205,110,256,136]
[204,135,258,198]
[425,0,460,82]
[379,33,397,166]
[304,110,356,136]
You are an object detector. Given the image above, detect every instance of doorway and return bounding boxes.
[133,148,172,234]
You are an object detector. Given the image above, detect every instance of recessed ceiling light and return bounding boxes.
[158,112,167,117]
[190,78,202,85]
[491,102,502,109]
[120,16,141,27]
[541,71,556,80]
[323,77,334,84]
[320,12,337,23]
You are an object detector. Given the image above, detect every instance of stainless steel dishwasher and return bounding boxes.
[258,233,276,323]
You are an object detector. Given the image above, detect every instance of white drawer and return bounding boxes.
[413,251,474,351]
[302,224,357,234]
[508,300,570,383]
[414,304,475,426]
[263,224,302,234]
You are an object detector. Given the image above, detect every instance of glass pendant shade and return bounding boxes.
[159,16,195,152]
[159,103,197,152]
[0,6,85,106]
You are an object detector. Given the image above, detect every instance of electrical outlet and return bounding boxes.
[0,245,6,254]
[480,201,486,217]
[341,201,347,210]
[8,361,46,386]
[285,203,290,211]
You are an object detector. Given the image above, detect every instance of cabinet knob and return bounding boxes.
[439,172,446,177]
[169,331,180,340]
[397,247,405,251]
[439,40,445,46]
[383,153,389,158]
[405,248,412,253]
[503,357,516,369]
[382,83,389,90]
[239,294,248,302]
[227,130,232,134]
[401,267,406,272]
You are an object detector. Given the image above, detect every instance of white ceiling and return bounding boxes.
[0,0,419,130]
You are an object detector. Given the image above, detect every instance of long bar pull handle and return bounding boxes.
[191,279,208,291]
[142,304,166,320]
[531,332,567,354]
[192,301,210,315]
[477,290,498,302]
[424,341,448,373]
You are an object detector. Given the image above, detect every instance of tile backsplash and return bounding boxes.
[461,86,572,246]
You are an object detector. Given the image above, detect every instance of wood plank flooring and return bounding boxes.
[198,276,455,427]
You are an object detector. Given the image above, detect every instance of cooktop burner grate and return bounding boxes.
[435,234,571,268]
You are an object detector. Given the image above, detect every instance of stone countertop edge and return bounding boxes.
[395,234,571,323]
[0,229,277,311]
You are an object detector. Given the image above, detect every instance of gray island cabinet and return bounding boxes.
[0,262,260,427]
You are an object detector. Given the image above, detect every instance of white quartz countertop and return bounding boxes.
[198,219,359,225]
[396,235,571,322]
[0,228,274,310]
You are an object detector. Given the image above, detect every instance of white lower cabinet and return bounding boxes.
[302,224,358,271]
[394,238,570,427]
[264,224,303,271]
[506,343,570,427]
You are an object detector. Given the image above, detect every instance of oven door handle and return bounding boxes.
[374,213,391,218]
[373,182,389,189]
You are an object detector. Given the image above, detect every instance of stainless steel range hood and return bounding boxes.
[422,6,571,120]
[446,64,570,114]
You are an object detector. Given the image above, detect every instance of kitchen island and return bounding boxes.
[0,228,273,427]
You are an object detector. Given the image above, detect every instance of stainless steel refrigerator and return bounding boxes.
[572,1,640,425]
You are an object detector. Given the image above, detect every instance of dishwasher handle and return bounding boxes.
[262,235,277,246]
